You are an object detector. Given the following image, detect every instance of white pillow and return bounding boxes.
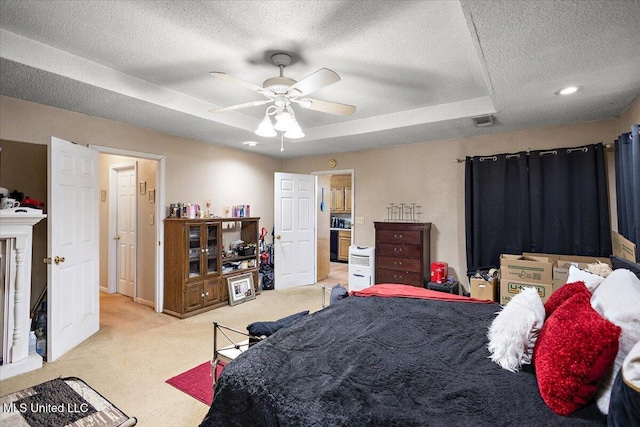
[590,269,640,414]
[567,265,605,291]
[487,287,545,372]
[622,339,640,389]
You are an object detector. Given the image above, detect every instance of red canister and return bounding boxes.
[431,262,448,284]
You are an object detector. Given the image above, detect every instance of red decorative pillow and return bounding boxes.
[534,292,621,416]
[543,281,590,318]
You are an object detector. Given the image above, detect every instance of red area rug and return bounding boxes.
[166,361,225,405]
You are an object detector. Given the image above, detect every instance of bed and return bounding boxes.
[199,283,617,426]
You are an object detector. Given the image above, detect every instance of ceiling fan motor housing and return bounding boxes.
[274,95,290,108]
[209,50,354,118]
[263,76,297,94]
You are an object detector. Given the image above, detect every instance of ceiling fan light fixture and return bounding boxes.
[274,109,295,131]
[210,52,355,151]
[255,115,277,137]
[284,123,305,139]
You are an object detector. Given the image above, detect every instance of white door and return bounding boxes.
[274,173,316,288]
[116,167,136,297]
[47,137,99,362]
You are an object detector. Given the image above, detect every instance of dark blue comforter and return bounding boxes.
[201,294,605,426]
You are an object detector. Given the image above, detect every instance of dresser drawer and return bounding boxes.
[376,243,422,258]
[375,229,422,245]
[376,268,423,287]
[377,256,421,272]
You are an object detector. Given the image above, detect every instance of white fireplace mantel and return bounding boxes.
[0,207,46,380]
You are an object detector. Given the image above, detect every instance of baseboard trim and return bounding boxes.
[134,297,155,309]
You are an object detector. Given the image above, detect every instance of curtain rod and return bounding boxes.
[455,143,614,162]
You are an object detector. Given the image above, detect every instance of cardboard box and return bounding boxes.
[612,230,637,262]
[500,254,553,284]
[553,266,569,283]
[523,252,612,268]
[470,277,498,302]
[552,279,566,293]
[500,279,553,305]
[551,266,572,293]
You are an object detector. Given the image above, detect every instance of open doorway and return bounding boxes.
[96,147,164,311]
[313,169,354,283]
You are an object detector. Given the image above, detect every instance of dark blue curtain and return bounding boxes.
[615,124,640,261]
[528,143,611,256]
[465,143,611,275]
[465,152,530,276]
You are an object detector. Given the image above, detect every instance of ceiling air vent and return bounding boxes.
[472,115,495,127]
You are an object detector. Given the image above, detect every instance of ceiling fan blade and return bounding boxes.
[288,68,340,97]
[209,72,264,93]
[298,98,356,116]
[209,100,271,113]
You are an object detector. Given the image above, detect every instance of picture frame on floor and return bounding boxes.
[227,273,255,306]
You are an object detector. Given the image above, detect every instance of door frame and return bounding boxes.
[107,161,137,296]
[90,145,166,313]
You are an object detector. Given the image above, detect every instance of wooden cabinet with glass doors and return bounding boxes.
[163,217,260,318]
[164,219,223,318]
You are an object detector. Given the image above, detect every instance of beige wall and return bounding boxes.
[0,95,282,307]
[1,94,638,296]
[0,96,282,223]
[619,96,640,133]
[284,95,640,290]
[0,139,48,311]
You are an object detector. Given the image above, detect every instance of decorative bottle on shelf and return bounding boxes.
[36,333,46,358]
[29,331,37,354]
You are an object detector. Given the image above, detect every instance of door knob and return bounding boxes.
[275,234,281,240]
[113,235,120,240]
[54,256,66,265]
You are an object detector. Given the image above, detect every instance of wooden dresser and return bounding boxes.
[374,222,431,287]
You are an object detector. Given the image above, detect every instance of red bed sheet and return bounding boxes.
[351,283,495,304]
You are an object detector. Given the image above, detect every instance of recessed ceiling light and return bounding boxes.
[243,141,259,146]
[555,86,579,95]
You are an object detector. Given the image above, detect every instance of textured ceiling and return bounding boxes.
[1,0,639,158]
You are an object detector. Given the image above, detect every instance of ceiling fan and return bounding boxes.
[209,53,355,140]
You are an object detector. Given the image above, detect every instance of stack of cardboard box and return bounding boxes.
[498,253,612,305]
[499,255,554,304]
[469,232,635,304]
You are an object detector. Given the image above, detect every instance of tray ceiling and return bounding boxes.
[1,0,639,158]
